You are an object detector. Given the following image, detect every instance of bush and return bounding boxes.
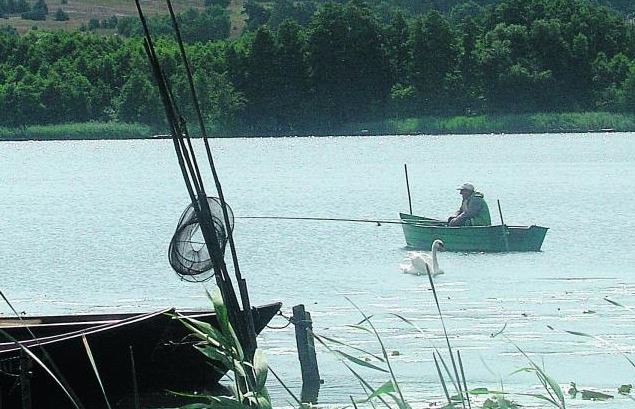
[101,15,118,29]
[88,17,99,30]
[21,9,46,20]
[21,0,47,20]
[205,0,230,8]
[53,7,68,21]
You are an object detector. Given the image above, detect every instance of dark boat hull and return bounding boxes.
[400,213,548,252]
[0,303,281,408]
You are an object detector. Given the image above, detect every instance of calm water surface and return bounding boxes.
[1,133,634,407]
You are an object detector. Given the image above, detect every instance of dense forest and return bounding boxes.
[0,0,634,134]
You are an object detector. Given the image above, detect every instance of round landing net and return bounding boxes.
[168,197,234,282]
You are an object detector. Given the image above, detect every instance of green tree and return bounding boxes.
[179,6,230,42]
[53,7,68,21]
[476,22,554,112]
[88,17,100,30]
[616,62,635,111]
[275,19,309,129]
[205,0,230,8]
[243,0,270,31]
[21,0,47,20]
[410,10,460,113]
[115,73,164,127]
[385,11,410,85]
[306,1,391,127]
[241,26,281,130]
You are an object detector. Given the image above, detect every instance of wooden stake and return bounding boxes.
[129,346,140,409]
[497,200,510,252]
[19,351,32,409]
[292,305,320,403]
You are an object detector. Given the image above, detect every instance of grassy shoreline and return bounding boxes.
[1,112,634,141]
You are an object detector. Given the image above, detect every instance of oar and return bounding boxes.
[497,200,510,251]
[404,164,413,215]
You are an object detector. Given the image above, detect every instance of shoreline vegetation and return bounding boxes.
[1,111,634,141]
[2,0,634,137]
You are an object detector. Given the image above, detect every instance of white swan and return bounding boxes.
[400,239,445,277]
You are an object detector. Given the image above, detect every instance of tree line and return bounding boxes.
[0,0,634,134]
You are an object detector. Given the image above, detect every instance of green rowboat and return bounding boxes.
[399,213,548,252]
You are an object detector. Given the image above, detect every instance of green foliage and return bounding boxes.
[21,0,47,20]
[410,10,460,114]
[306,2,391,128]
[53,7,68,21]
[0,0,30,14]
[1,0,635,134]
[243,0,270,31]
[101,15,118,29]
[0,122,152,140]
[116,7,230,42]
[114,73,164,126]
[88,17,99,30]
[175,288,274,409]
[205,0,230,8]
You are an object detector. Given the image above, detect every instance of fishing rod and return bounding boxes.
[237,216,429,226]
[165,0,256,355]
[134,0,244,339]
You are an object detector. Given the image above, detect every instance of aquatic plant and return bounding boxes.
[0,122,153,141]
[174,281,529,409]
[174,287,278,409]
[174,280,635,409]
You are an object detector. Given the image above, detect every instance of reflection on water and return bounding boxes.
[1,133,635,407]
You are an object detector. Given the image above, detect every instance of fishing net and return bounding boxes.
[168,197,234,282]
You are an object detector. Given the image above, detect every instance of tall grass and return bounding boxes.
[181,273,580,409]
[0,122,154,141]
[2,112,634,140]
[173,287,278,409]
[376,112,635,135]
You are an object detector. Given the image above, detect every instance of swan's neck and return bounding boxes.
[431,246,439,273]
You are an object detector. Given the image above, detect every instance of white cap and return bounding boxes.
[457,183,475,191]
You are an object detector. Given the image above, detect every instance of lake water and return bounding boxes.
[1,133,635,408]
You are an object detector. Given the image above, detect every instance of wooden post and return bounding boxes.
[404,164,413,215]
[497,200,510,252]
[292,305,320,403]
[129,346,140,409]
[19,351,32,409]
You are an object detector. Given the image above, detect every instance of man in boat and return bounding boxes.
[447,183,491,226]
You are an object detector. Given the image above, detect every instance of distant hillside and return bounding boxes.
[0,0,208,33]
[1,0,631,37]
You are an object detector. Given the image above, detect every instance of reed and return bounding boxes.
[0,122,154,141]
[174,283,576,409]
[173,287,276,409]
[2,112,634,140]
[379,112,635,135]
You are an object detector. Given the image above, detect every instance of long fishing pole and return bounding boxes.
[137,17,196,202]
[164,0,257,357]
[237,216,423,225]
[135,0,241,322]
